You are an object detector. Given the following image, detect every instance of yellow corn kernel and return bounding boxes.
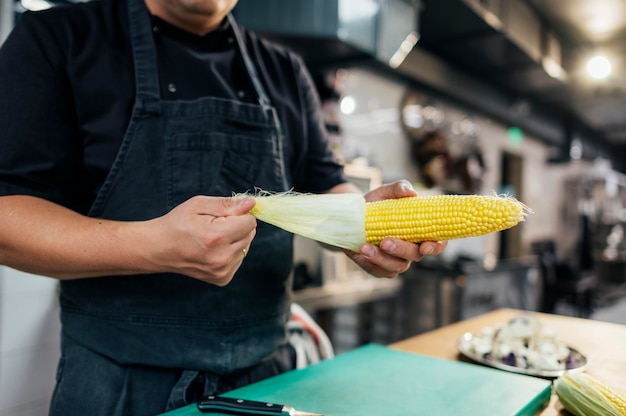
[365,194,528,245]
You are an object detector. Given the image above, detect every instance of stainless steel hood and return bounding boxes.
[232,0,421,68]
[233,0,624,171]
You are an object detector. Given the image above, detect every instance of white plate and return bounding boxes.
[458,332,590,378]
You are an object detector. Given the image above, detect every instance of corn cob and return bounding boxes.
[245,191,529,252]
[365,194,527,246]
[588,376,626,413]
[555,373,626,416]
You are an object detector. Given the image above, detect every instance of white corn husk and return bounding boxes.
[555,373,626,416]
[243,191,366,252]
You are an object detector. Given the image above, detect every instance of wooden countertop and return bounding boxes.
[390,308,626,415]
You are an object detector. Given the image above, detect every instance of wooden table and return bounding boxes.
[390,308,626,415]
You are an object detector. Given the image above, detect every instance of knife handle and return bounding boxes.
[197,395,286,415]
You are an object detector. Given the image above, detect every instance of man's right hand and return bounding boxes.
[0,194,257,286]
[144,195,257,286]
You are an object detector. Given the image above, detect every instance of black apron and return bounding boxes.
[51,0,294,413]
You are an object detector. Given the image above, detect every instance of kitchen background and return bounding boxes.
[2,1,626,415]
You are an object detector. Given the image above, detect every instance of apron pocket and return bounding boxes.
[167,132,276,207]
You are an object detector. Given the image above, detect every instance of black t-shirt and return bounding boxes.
[0,0,346,214]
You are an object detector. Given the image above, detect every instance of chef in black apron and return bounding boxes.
[50,0,297,413]
[0,0,448,414]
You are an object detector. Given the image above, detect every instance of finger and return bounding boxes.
[365,180,417,203]
[419,240,448,256]
[193,195,257,217]
[228,196,256,216]
[343,249,388,278]
[392,180,418,199]
[379,238,424,262]
[357,243,412,276]
[209,214,257,245]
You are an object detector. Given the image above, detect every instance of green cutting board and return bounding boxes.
[161,344,552,416]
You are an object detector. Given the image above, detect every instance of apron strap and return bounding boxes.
[126,0,270,113]
[165,370,218,411]
[227,14,272,109]
[126,0,163,109]
[164,344,296,411]
[227,13,289,189]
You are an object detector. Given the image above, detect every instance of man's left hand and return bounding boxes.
[343,180,448,278]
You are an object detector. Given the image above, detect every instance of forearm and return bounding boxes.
[0,194,258,285]
[0,195,154,279]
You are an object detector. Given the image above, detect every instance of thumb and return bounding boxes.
[223,196,256,216]
[366,180,417,202]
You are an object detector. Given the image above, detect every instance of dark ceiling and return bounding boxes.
[526,0,626,144]
[417,0,626,152]
[12,0,626,167]
[233,0,626,171]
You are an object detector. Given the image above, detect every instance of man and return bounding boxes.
[0,0,447,414]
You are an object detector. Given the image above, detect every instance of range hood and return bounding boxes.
[232,0,421,69]
[412,0,610,162]
[233,0,612,165]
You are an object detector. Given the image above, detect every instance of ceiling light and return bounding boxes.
[339,96,356,115]
[587,55,612,80]
[338,0,379,23]
[20,0,53,11]
[542,57,567,81]
[388,32,419,69]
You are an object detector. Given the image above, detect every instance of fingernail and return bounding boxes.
[361,244,377,258]
[422,245,435,255]
[238,197,253,206]
[401,181,414,191]
[380,240,397,252]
